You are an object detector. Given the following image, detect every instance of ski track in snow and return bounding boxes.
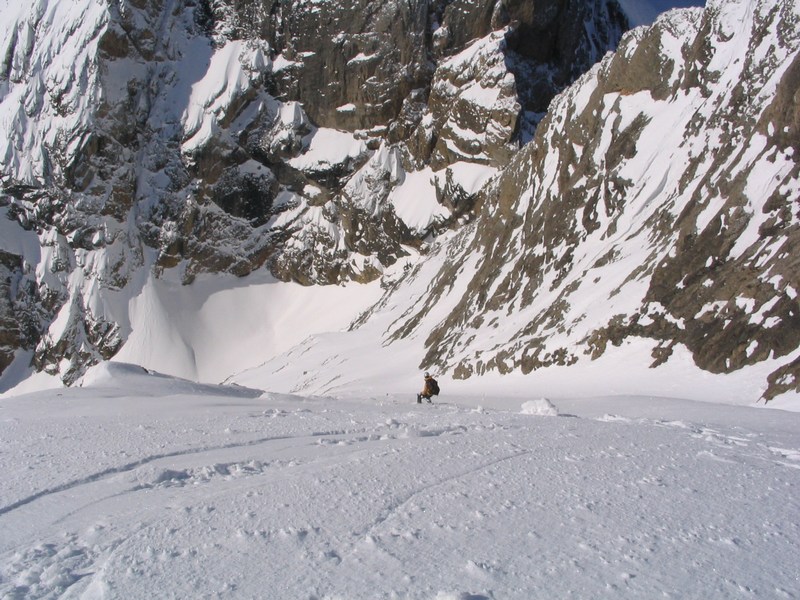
[1,390,799,599]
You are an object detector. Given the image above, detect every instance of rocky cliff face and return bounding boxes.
[0,0,626,385]
[379,0,800,401]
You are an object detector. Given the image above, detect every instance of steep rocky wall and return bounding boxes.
[0,250,34,374]
[386,0,800,401]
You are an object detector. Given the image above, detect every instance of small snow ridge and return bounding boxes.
[597,414,632,423]
[135,460,277,490]
[79,361,263,398]
[435,592,492,600]
[520,398,559,416]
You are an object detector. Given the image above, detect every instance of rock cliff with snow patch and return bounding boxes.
[378,0,799,402]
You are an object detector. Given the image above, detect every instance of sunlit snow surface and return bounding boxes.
[1,364,798,598]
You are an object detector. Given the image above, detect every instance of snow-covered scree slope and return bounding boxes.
[329,0,799,403]
[1,370,799,599]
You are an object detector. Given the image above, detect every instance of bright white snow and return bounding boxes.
[182,40,270,154]
[0,0,109,184]
[287,128,367,171]
[113,271,385,385]
[1,364,798,598]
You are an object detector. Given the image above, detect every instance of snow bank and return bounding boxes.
[388,167,450,232]
[113,271,384,385]
[520,398,560,416]
[182,40,270,153]
[287,127,367,171]
[80,361,262,398]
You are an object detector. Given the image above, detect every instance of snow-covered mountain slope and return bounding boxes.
[1,376,799,598]
[284,0,797,404]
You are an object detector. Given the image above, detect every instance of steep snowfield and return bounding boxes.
[112,271,385,384]
[1,366,798,598]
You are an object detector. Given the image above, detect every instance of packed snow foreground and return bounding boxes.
[1,363,799,599]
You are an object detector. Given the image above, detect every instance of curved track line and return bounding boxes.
[0,428,364,517]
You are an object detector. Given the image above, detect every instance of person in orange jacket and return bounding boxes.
[417,372,439,403]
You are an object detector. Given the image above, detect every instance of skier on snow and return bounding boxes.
[417,372,439,403]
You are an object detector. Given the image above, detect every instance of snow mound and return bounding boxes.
[79,362,262,398]
[520,398,560,416]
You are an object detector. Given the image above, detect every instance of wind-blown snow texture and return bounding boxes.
[1,365,799,598]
